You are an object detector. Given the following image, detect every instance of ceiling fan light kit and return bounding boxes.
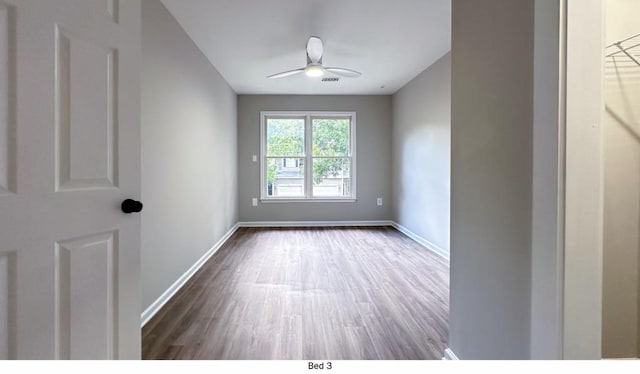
[304,64,325,77]
[268,36,362,80]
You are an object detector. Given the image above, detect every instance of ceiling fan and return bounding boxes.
[267,36,362,79]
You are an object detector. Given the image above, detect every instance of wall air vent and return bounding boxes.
[321,77,340,82]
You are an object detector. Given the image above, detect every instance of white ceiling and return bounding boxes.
[160,0,451,95]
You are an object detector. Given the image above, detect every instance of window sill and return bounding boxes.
[260,198,357,203]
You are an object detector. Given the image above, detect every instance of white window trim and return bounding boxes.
[260,111,357,202]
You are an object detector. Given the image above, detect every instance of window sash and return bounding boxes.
[265,116,306,157]
[311,156,351,198]
[311,117,352,157]
[265,157,305,198]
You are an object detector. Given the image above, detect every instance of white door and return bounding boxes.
[0,0,141,359]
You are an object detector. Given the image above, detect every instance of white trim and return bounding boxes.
[259,111,357,201]
[260,112,266,200]
[562,0,604,359]
[260,198,357,203]
[238,220,392,228]
[304,114,312,198]
[603,358,640,360]
[140,223,240,327]
[443,348,459,360]
[391,222,450,261]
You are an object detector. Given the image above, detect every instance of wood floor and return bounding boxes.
[142,227,449,360]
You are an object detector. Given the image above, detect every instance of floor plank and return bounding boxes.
[142,227,449,360]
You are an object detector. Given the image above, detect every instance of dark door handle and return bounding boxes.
[121,199,143,214]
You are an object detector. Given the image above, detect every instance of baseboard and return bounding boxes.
[443,348,459,360]
[140,222,240,327]
[391,222,449,261]
[605,358,640,360]
[238,220,393,227]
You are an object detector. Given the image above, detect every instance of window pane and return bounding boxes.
[266,157,305,197]
[266,118,305,157]
[312,158,350,197]
[312,118,350,157]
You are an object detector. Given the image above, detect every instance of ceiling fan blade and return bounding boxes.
[307,36,323,64]
[267,68,305,79]
[325,67,362,78]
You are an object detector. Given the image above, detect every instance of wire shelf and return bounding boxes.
[606,33,640,67]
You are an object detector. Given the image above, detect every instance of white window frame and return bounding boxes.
[260,111,357,203]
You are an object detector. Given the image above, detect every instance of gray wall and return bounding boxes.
[602,0,640,359]
[237,95,392,222]
[391,53,451,255]
[450,0,534,359]
[141,0,238,310]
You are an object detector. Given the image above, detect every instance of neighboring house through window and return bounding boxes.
[260,111,356,201]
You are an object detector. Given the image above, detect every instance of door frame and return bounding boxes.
[560,0,605,359]
[531,0,605,359]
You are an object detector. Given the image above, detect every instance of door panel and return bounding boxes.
[107,0,119,24]
[56,231,117,359]
[0,3,15,195]
[0,0,141,359]
[0,251,16,359]
[55,26,118,190]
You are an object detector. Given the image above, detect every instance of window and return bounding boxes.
[260,111,356,201]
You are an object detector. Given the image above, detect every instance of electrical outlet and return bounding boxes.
[377,198,383,206]
[252,154,257,162]
[252,198,258,206]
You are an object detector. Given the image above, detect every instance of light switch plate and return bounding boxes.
[377,198,383,206]
[252,198,258,206]
[252,155,257,162]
